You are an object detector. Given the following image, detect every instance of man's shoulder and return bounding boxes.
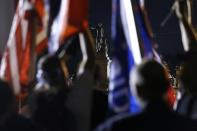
[95,112,140,131]
[95,110,197,131]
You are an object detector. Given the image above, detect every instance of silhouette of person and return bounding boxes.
[176,50,197,119]
[0,80,36,131]
[96,60,197,131]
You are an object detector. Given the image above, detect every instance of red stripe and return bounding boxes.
[20,22,32,86]
[1,0,48,92]
[15,23,23,71]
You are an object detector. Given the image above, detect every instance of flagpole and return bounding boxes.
[175,0,197,51]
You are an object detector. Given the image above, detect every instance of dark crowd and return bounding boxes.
[1,52,197,131]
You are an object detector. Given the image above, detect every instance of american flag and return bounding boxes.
[0,0,48,94]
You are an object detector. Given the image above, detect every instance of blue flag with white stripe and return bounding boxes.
[109,0,142,115]
[109,0,157,116]
[134,0,153,58]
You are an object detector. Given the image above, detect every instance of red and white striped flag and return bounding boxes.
[0,0,48,94]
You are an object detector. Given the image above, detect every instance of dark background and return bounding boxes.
[89,0,197,75]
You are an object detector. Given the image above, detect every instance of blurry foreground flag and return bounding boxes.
[48,0,89,54]
[50,0,95,131]
[109,0,142,115]
[109,0,159,115]
[0,0,48,94]
[49,0,95,75]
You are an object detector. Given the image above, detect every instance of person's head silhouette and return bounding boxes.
[179,51,197,95]
[130,60,169,107]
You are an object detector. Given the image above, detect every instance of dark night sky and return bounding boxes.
[147,0,184,72]
[89,0,112,51]
[89,0,197,74]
